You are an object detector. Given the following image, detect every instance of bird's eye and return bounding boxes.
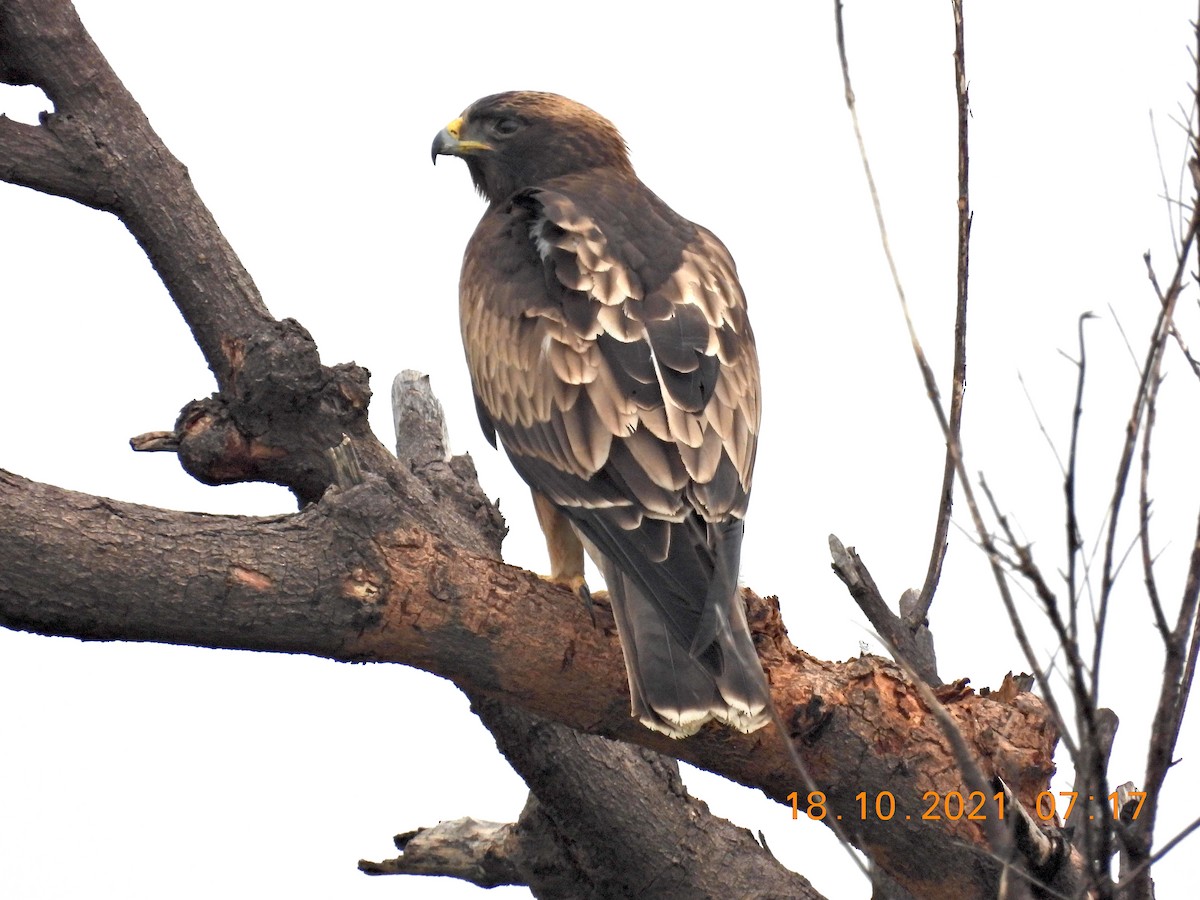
[491,117,521,137]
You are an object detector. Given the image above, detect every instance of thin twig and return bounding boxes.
[834,0,962,619]
[1137,369,1171,641]
[915,0,972,618]
[1118,812,1200,888]
[1108,303,1147,373]
[1065,313,1095,646]
[1145,252,1200,381]
[1016,372,1067,476]
[1096,198,1200,702]
[1136,506,1200,882]
[976,475,1080,763]
[1152,109,1181,255]
[1122,21,1200,891]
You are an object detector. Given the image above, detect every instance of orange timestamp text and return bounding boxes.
[786,789,1148,823]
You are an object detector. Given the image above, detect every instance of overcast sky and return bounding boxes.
[3,2,1199,897]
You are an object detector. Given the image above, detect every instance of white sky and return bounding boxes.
[2,2,1199,897]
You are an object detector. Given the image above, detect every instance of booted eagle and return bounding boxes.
[432,91,770,738]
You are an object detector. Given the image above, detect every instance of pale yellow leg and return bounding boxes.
[531,490,587,596]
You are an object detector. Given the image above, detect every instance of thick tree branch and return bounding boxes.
[0,466,1058,899]
[0,114,108,204]
[0,0,269,385]
[471,700,824,899]
[0,0,411,509]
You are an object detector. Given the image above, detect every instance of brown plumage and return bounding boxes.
[432,91,770,737]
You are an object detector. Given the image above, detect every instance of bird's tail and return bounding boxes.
[603,561,772,739]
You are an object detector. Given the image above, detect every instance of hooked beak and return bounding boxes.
[431,116,493,164]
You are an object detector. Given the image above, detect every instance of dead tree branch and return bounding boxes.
[0,463,1057,898]
[360,818,522,888]
[829,536,939,685]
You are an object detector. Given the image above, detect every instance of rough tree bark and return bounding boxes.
[0,0,1076,896]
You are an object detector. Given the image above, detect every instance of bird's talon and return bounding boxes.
[539,573,595,624]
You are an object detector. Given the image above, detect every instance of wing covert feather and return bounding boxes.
[459,170,761,643]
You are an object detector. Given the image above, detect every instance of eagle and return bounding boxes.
[432,91,771,738]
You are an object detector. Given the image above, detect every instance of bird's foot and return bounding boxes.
[540,572,588,596]
[539,573,595,625]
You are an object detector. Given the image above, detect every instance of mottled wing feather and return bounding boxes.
[460,172,760,650]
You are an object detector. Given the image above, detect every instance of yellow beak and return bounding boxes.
[431,117,493,163]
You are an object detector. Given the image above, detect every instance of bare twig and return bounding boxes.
[1096,192,1200,702]
[1118,811,1200,888]
[828,536,939,685]
[975,475,1080,763]
[1065,313,1095,645]
[1151,109,1181,254]
[1137,364,1171,642]
[1145,252,1200,381]
[1116,20,1200,894]
[1106,304,1147,378]
[1016,372,1067,476]
[915,0,972,618]
[834,0,966,619]
[1145,505,1200,790]
[1130,507,1200,891]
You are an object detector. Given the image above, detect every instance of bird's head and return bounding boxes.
[432,91,633,204]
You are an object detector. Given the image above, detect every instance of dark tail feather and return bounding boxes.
[603,560,772,738]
